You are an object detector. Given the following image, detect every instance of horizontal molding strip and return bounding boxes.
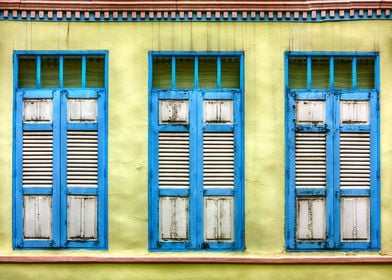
[0,256,391,264]
[1,1,392,11]
[0,2,392,22]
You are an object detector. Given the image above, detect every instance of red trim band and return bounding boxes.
[0,1,391,12]
[0,256,391,264]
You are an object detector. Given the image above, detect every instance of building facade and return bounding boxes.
[0,0,392,279]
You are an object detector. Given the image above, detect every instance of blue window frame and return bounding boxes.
[285,52,380,251]
[13,51,108,249]
[148,52,244,251]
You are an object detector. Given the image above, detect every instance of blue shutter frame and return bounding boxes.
[285,52,380,251]
[148,52,244,251]
[13,51,108,249]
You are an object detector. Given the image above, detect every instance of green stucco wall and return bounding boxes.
[1,20,392,278]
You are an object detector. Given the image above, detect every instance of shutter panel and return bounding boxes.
[340,133,370,188]
[23,195,52,239]
[67,131,98,187]
[158,132,190,188]
[295,132,326,188]
[23,131,53,187]
[296,197,326,240]
[203,132,234,189]
[160,197,189,240]
[67,196,97,240]
[341,197,369,240]
[204,197,233,241]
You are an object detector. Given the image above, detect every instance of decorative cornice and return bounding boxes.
[1,1,392,12]
[0,1,391,21]
[0,256,392,264]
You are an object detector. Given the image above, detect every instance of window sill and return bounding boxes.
[0,256,391,264]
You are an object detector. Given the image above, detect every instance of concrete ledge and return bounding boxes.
[0,256,392,264]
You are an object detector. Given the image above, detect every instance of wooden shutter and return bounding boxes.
[67,131,98,187]
[22,131,53,187]
[295,132,326,188]
[340,133,370,189]
[203,132,234,189]
[158,132,190,189]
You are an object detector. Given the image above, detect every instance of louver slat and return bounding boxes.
[23,131,53,186]
[340,133,370,188]
[203,132,234,189]
[159,133,189,188]
[67,131,98,187]
[295,133,326,188]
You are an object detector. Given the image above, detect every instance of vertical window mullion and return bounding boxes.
[194,57,199,89]
[53,89,63,247]
[330,91,341,248]
[330,57,334,89]
[307,56,312,89]
[59,56,64,88]
[352,57,357,89]
[81,56,87,88]
[171,56,176,89]
[217,56,221,89]
[37,55,41,88]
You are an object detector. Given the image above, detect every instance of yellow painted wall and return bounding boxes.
[0,20,392,278]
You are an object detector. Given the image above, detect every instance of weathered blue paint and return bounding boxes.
[13,51,108,250]
[149,52,244,251]
[285,52,380,251]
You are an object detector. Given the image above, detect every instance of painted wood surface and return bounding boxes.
[158,132,190,189]
[23,99,53,122]
[203,132,234,189]
[67,196,97,240]
[159,100,189,124]
[340,101,369,124]
[204,197,233,241]
[23,195,52,239]
[295,133,326,188]
[297,198,326,240]
[296,101,325,124]
[22,131,53,187]
[68,99,97,122]
[341,197,369,240]
[340,133,370,189]
[159,197,188,241]
[67,131,98,187]
[204,100,233,123]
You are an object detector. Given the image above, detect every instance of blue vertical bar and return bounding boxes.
[53,89,62,247]
[233,83,244,250]
[189,90,200,249]
[97,87,107,248]
[285,53,296,250]
[103,51,109,248]
[59,56,64,88]
[330,91,340,248]
[352,57,357,89]
[13,89,24,248]
[82,56,87,88]
[194,56,199,89]
[37,56,41,88]
[148,53,160,249]
[307,56,312,89]
[330,57,334,89]
[370,54,380,249]
[171,56,176,89]
[217,56,222,89]
[285,89,296,250]
[59,89,67,247]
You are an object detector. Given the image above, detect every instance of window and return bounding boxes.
[148,53,244,251]
[285,53,380,251]
[13,52,108,249]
